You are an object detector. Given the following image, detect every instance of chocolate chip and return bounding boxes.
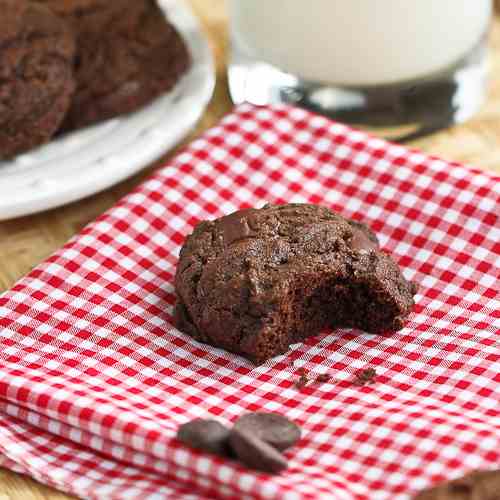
[234,412,301,451]
[316,373,331,383]
[177,419,231,457]
[218,209,257,246]
[229,428,288,474]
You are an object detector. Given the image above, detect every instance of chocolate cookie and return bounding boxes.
[35,0,115,17]
[37,0,190,130]
[414,470,500,500]
[0,0,75,158]
[175,203,417,364]
[35,0,121,17]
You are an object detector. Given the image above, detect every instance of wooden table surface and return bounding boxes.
[1,1,500,498]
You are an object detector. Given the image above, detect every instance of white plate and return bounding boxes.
[0,0,215,221]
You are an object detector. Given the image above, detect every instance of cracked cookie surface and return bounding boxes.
[175,203,417,364]
[36,0,191,130]
[0,0,75,158]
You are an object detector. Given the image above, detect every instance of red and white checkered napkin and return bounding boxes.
[0,104,499,500]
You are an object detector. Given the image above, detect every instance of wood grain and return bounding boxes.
[0,1,499,498]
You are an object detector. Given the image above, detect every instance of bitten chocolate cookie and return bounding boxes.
[0,0,75,158]
[175,203,417,364]
[37,0,191,130]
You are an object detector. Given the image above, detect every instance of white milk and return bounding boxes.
[229,0,492,86]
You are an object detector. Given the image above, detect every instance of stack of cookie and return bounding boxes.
[0,0,190,159]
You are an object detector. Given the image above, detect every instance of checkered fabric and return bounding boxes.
[0,104,499,500]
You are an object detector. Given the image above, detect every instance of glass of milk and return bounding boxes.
[228,0,492,141]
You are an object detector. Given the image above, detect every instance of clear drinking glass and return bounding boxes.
[228,0,492,141]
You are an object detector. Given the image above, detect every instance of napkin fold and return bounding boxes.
[0,104,499,500]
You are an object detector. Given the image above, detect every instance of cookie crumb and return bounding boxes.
[353,368,377,386]
[316,373,331,383]
[294,369,309,389]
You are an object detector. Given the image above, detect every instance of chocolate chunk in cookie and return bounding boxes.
[175,203,417,364]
